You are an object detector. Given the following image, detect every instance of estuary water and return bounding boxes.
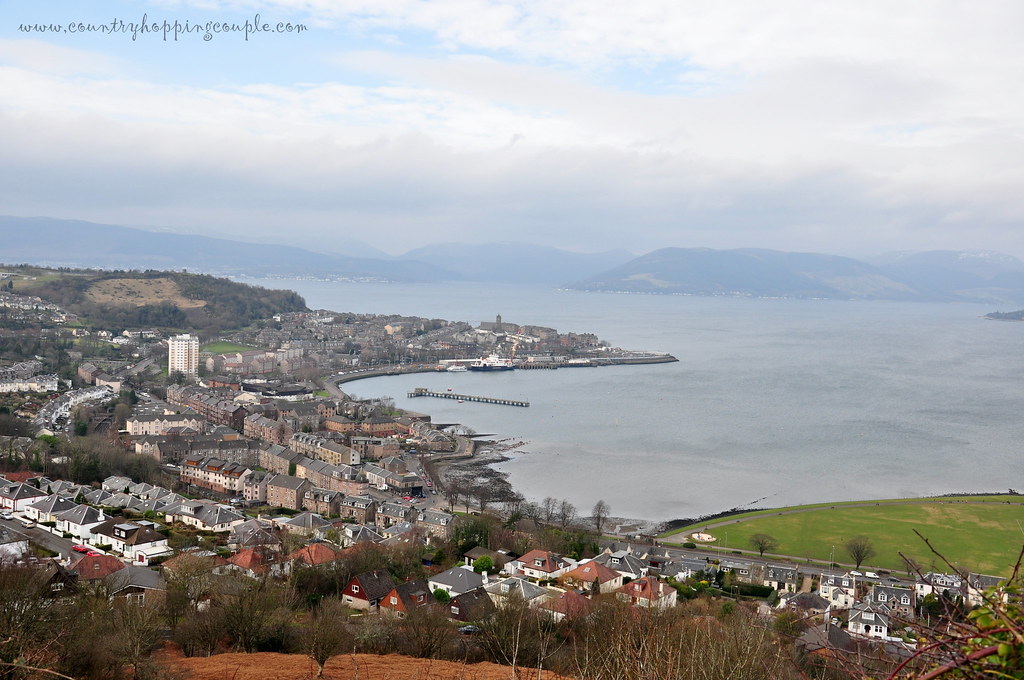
[244,278,1024,521]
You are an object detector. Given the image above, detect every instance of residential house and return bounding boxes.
[869,584,915,621]
[69,553,127,585]
[560,560,624,594]
[342,569,396,611]
[915,572,965,600]
[616,576,676,609]
[225,545,283,578]
[429,565,487,597]
[506,550,573,581]
[105,566,166,602]
[0,482,49,512]
[448,588,496,623]
[338,496,376,524]
[967,573,1007,606]
[90,519,172,565]
[25,495,79,524]
[265,474,313,510]
[764,564,800,593]
[287,542,341,568]
[335,523,384,548]
[848,602,892,639]
[539,589,593,623]
[416,509,455,540]
[484,576,552,607]
[164,500,246,532]
[179,456,251,495]
[55,504,107,541]
[778,591,831,615]
[718,558,756,584]
[380,579,432,618]
[593,549,649,580]
[375,501,414,531]
[0,525,28,563]
[819,573,858,610]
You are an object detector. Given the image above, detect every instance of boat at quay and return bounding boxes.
[467,353,515,371]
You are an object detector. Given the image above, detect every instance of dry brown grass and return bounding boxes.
[157,650,571,680]
[84,277,207,308]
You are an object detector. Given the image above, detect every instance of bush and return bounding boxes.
[682,541,697,549]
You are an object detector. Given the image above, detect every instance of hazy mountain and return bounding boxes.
[0,216,451,282]
[870,250,1024,303]
[570,247,927,300]
[398,242,634,285]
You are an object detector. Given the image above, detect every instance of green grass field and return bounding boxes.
[662,497,1024,577]
[201,341,258,353]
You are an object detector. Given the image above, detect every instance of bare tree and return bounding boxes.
[845,535,876,570]
[591,499,611,535]
[557,499,578,529]
[110,600,163,680]
[443,476,463,511]
[541,496,558,525]
[305,598,352,677]
[749,533,778,557]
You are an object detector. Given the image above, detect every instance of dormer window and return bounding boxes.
[878,593,887,601]
[901,596,910,605]
[862,613,875,621]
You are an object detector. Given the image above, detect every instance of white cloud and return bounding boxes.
[2,2,1024,257]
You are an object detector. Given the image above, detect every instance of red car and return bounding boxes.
[87,551,102,557]
[72,545,89,553]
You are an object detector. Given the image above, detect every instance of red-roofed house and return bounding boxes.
[379,579,432,618]
[225,546,283,578]
[70,553,127,584]
[560,560,624,594]
[616,576,676,610]
[539,589,593,622]
[342,569,396,611]
[287,542,340,567]
[505,549,573,581]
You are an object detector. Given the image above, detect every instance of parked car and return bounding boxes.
[865,571,879,579]
[849,570,863,577]
[458,625,482,635]
[18,517,35,528]
[72,545,90,553]
[0,510,13,520]
[87,551,101,557]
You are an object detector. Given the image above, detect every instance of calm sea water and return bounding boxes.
[243,278,1024,521]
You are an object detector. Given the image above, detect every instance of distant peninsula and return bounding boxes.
[984,309,1024,321]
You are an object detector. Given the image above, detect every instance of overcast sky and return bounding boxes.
[2,0,1023,258]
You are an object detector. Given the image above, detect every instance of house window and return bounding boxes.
[901,596,910,605]
[450,606,459,615]
[352,585,360,593]
[390,596,397,605]
[878,593,887,601]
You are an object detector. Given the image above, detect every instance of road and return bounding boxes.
[1,517,80,560]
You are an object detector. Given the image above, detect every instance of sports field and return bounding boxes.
[201,341,257,353]
[662,496,1024,576]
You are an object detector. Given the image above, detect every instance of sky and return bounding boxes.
[1,1,1023,258]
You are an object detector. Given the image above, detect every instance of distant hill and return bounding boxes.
[570,247,925,300]
[398,242,634,285]
[870,250,1024,304]
[0,216,451,283]
[12,267,307,331]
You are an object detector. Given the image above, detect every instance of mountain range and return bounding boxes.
[4,216,1024,304]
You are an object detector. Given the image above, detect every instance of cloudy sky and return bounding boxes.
[2,0,1023,258]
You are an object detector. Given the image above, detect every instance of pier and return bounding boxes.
[408,387,529,407]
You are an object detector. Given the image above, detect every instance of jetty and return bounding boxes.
[407,387,529,407]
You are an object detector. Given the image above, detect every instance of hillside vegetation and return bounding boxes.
[17,267,307,330]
